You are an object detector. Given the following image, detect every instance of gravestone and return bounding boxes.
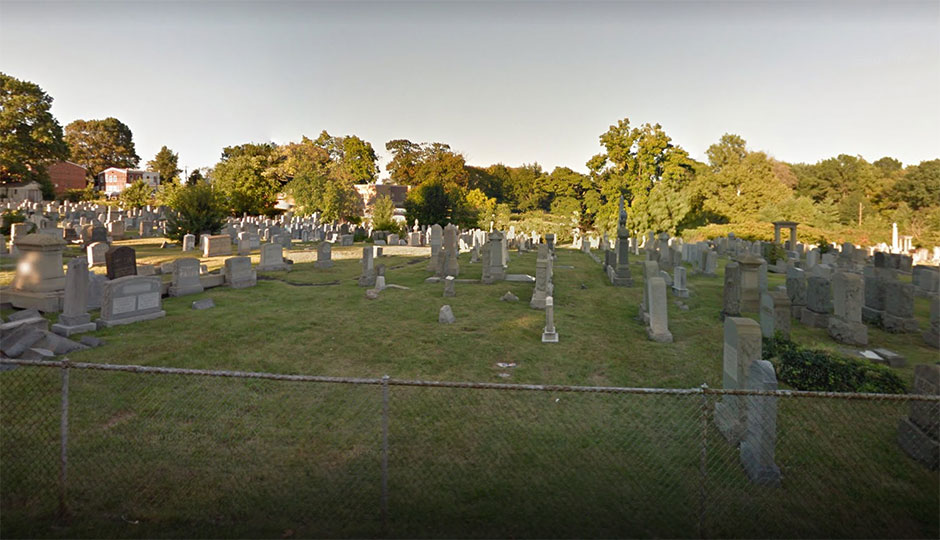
[443,224,459,277]
[896,364,939,470]
[97,275,165,327]
[542,296,559,343]
[530,244,552,309]
[169,257,204,297]
[439,305,456,324]
[715,317,762,446]
[828,271,867,345]
[646,277,673,343]
[739,360,782,486]
[638,261,659,323]
[358,247,376,287]
[482,231,506,284]
[737,254,764,312]
[924,297,940,349]
[6,233,66,312]
[862,266,894,326]
[237,235,251,256]
[81,224,108,248]
[800,275,832,328]
[882,280,919,333]
[760,291,791,339]
[671,266,689,297]
[182,233,196,252]
[258,243,290,272]
[912,266,940,297]
[87,241,108,267]
[51,256,96,336]
[721,262,741,320]
[315,241,333,269]
[203,235,232,257]
[785,266,806,318]
[443,275,456,297]
[107,220,125,240]
[224,256,257,288]
[105,245,138,280]
[703,251,718,277]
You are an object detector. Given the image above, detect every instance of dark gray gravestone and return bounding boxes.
[105,246,137,280]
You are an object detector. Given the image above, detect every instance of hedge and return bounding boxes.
[762,335,907,394]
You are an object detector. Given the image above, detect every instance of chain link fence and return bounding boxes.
[1,359,937,538]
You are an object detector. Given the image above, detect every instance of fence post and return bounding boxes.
[698,383,709,539]
[381,375,390,536]
[58,358,71,521]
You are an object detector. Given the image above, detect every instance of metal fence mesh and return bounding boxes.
[1,360,938,538]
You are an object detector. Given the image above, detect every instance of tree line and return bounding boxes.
[2,72,937,244]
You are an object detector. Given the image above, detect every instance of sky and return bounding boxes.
[1,0,938,176]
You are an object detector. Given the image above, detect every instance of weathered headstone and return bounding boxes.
[51,256,97,336]
[443,275,456,297]
[924,297,940,349]
[715,317,762,446]
[739,359,782,486]
[882,280,919,333]
[721,262,742,320]
[785,266,806,319]
[671,266,689,298]
[443,224,459,277]
[97,275,165,327]
[542,296,559,343]
[182,233,196,252]
[800,275,832,328]
[169,257,204,297]
[6,233,66,312]
[203,235,232,257]
[646,277,673,343]
[828,271,867,345]
[482,231,506,284]
[439,304,456,324]
[530,244,552,309]
[358,247,376,287]
[760,291,791,339]
[87,241,108,268]
[315,241,333,269]
[223,256,257,288]
[737,254,764,312]
[258,243,290,272]
[897,364,939,470]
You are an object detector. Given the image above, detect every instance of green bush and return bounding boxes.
[164,182,227,242]
[0,210,29,236]
[762,335,907,394]
[761,242,787,264]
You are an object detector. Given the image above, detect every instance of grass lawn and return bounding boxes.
[1,237,938,538]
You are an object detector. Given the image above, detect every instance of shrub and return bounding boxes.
[120,179,155,209]
[0,210,29,235]
[164,182,227,242]
[762,335,906,394]
[371,195,400,234]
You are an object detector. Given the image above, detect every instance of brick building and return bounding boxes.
[96,168,160,196]
[47,161,87,196]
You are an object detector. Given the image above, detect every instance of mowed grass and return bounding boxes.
[1,237,938,538]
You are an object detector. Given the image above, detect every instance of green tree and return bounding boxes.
[706,133,747,172]
[147,145,180,184]
[313,131,379,184]
[892,159,940,210]
[64,117,139,179]
[385,139,425,185]
[701,151,791,222]
[371,195,398,232]
[793,154,876,222]
[120,179,154,209]
[404,180,475,227]
[466,188,497,228]
[0,73,69,198]
[211,153,280,215]
[187,169,204,186]
[165,181,228,241]
[589,118,697,235]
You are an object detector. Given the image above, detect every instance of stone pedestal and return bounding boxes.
[736,254,764,312]
[51,256,96,336]
[5,233,66,312]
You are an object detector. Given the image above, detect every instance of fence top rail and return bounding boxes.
[1,358,937,402]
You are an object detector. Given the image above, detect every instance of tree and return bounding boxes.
[700,150,791,222]
[64,118,139,179]
[0,72,69,198]
[371,195,398,232]
[892,159,940,210]
[385,139,424,185]
[313,131,379,184]
[706,134,747,172]
[793,154,876,216]
[147,145,180,184]
[187,169,203,186]
[165,181,228,241]
[466,188,497,228]
[211,153,280,216]
[589,118,697,235]
[120,179,154,209]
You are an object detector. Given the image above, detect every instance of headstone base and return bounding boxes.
[314,261,333,269]
[258,263,290,272]
[169,284,205,297]
[714,400,743,447]
[4,290,63,313]
[740,440,782,486]
[897,417,939,470]
[671,286,689,298]
[828,318,868,346]
[882,313,919,333]
[541,330,559,343]
[862,306,884,326]
[96,310,166,328]
[646,327,673,343]
[800,307,830,328]
[51,321,97,337]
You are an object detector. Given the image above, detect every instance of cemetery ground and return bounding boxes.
[1,238,938,538]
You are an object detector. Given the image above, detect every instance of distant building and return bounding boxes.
[354,182,409,221]
[47,161,87,196]
[0,181,43,202]
[96,168,160,195]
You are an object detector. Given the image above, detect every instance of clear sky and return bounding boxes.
[2,0,938,176]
